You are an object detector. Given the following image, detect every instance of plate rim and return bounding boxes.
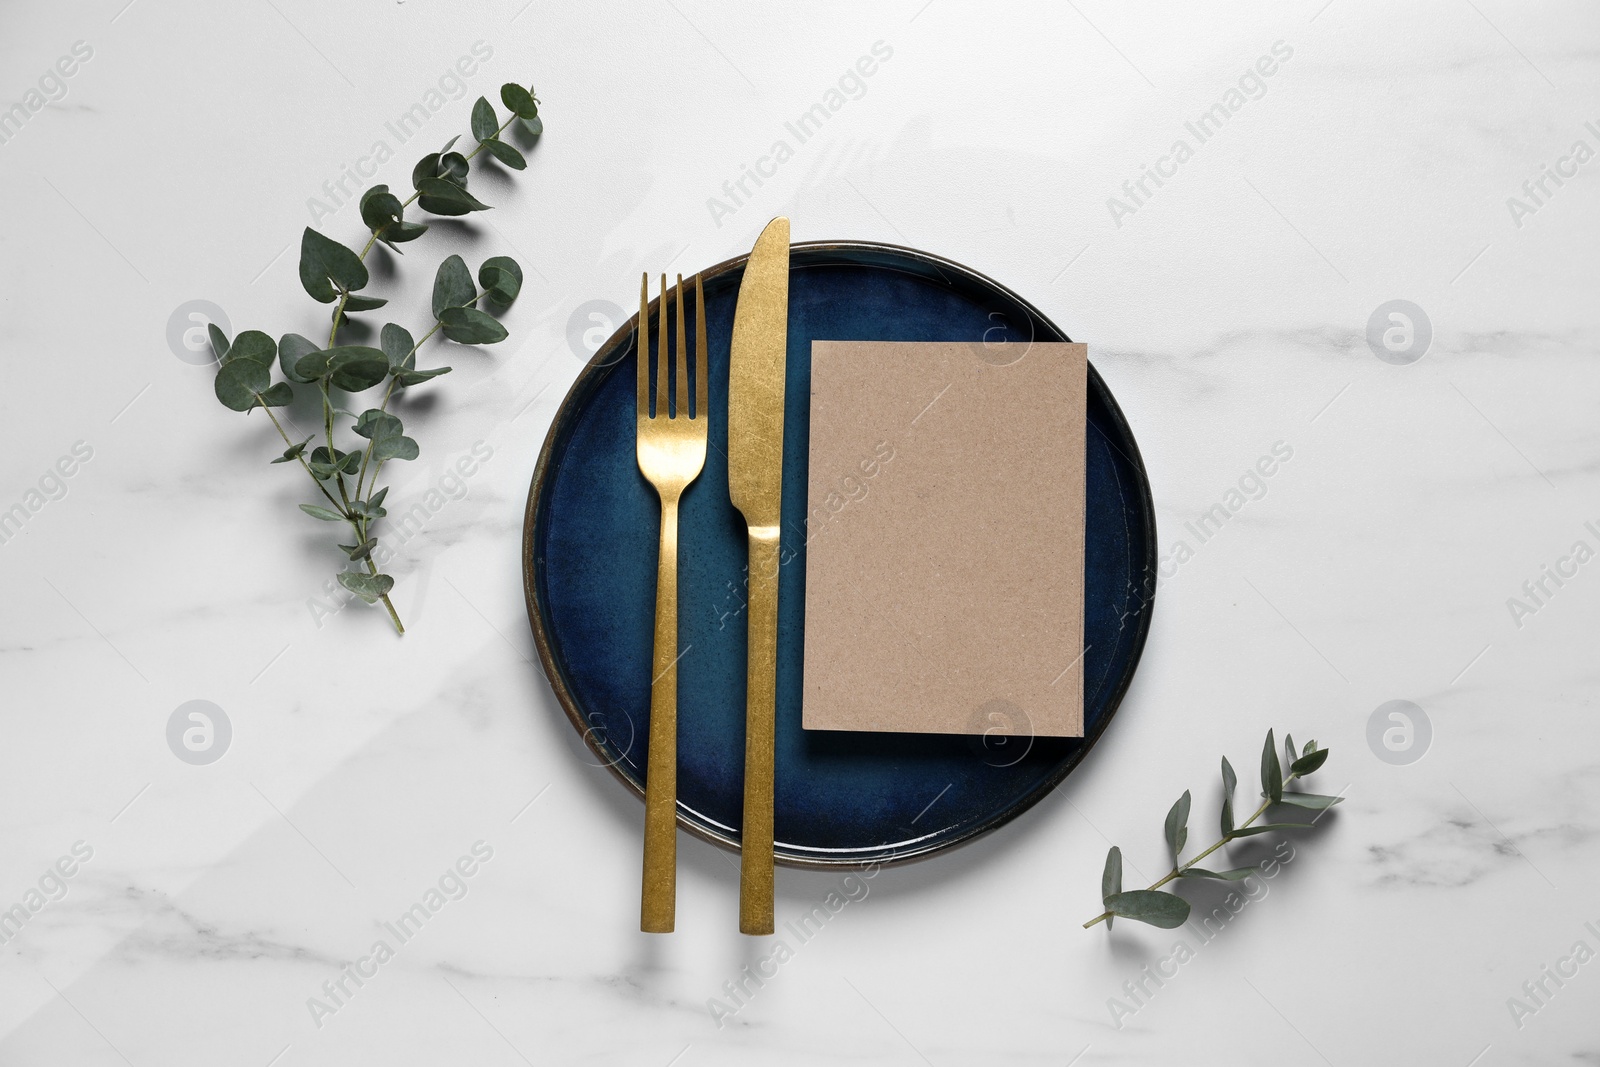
[521,238,1157,868]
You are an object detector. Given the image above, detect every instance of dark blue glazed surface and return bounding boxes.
[526,244,1154,866]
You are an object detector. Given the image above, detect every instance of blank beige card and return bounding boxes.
[801,341,1087,737]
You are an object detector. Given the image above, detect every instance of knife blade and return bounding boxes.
[727,215,789,935]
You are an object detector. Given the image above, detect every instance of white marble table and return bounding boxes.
[3,1,1598,1064]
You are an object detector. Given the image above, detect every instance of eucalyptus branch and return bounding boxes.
[210,83,543,634]
[1085,729,1343,931]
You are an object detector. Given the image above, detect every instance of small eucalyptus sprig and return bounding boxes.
[1085,729,1342,930]
[210,83,543,634]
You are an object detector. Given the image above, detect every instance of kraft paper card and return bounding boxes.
[801,341,1088,738]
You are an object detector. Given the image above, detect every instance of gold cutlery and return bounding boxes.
[636,271,708,933]
[726,217,791,935]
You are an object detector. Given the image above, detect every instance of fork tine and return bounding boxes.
[656,273,668,419]
[637,272,649,420]
[694,273,707,421]
[675,274,688,420]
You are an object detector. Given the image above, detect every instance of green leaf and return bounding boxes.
[337,569,394,603]
[520,114,543,137]
[440,306,508,344]
[309,446,361,478]
[299,503,346,522]
[471,96,497,141]
[223,330,276,366]
[1220,756,1237,837]
[382,221,428,249]
[251,382,294,408]
[207,323,229,361]
[352,409,418,463]
[349,496,387,520]
[500,83,539,119]
[1101,846,1122,902]
[1164,790,1190,865]
[298,227,369,304]
[340,293,388,314]
[329,351,390,392]
[432,255,476,317]
[1230,823,1310,838]
[480,137,526,170]
[272,436,312,464]
[1276,791,1343,811]
[1304,739,1316,757]
[380,322,417,370]
[279,333,320,384]
[1290,748,1330,778]
[1261,729,1283,804]
[1104,890,1190,929]
[214,358,270,411]
[416,177,490,216]
[412,152,441,190]
[478,255,523,305]
[339,538,378,561]
[1285,734,1297,771]
[359,185,405,236]
[438,152,470,187]
[394,366,451,386]
[368,486,388,509]
[1181,866,1258,881]
[1101,846,1122,931]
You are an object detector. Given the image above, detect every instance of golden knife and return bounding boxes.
[727,216,790,935]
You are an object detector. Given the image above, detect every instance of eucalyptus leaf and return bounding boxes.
[1104,891,1190,929]
[478,255,523,305]
[299,227,369,304]
[272,436,312,464]
[1220,755,1237,837]
[207,323,229,361]
[298,503,346,522]
[1285,733,1297,771]
[252,382,295,408]
[328,350,390,392]
[480,137,526,170]
[359,185,405,236]
[224,330,277,366]
[500,83,538,119]
[279,333,320,384]
[412,152,441,190]
[432,255,475,317]
[471,96,497,141]
[1164,790,1190,865]
[380,322,417,370]
[340,538,378,561]
[440,305,508,344]
[349,497,387,520]
[520,114,543,137]
[1290,748,1330,777]
[1102,846,1122,931]
[340,293,388,314]
[382,221,428,249]
[395,366,451,386]
[438,152,470,187]
[337,569,394,603]
[352,409,419,463]
[214,359,270,411]
[416,177,490,216]
[1261,729,1283,804]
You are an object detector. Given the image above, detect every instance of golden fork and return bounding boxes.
[637,271,708,933]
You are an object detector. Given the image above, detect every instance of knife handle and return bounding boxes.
[739,529,780,935]
[641,497,680,933]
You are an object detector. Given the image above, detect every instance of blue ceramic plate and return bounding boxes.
[522,241,1155,868]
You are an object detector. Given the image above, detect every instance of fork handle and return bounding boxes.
[739,529,780,935]
[641,495,680,933]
